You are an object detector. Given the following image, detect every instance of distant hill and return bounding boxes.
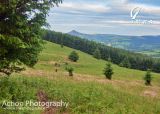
[68,30,160,52]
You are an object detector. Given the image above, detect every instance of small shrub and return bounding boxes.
[103,62,114,80]
[68,51,79,62]
[54,63,60,72]
[65,66,74,76]
[144,69,152,86]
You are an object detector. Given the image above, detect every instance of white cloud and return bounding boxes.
[135,4,160,14]
[100,20,160,28]
[47,0,160,35]
[59,2,111,13]
[116,3,160,15]
[52,23,113,28]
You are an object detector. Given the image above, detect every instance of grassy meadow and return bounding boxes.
[140,50,160,58]
[1,41,160,114]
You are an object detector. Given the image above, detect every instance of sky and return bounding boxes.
[47,0,160,36]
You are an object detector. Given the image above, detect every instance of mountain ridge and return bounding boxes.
[68,30,160,52]
[68,30,160,37]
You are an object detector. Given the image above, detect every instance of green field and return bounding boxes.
[140,50,160,58]
[1,41,160,114]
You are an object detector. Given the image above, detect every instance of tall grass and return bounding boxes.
[1,76,160,114]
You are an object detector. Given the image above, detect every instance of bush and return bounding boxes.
[144,69,152,85]
[65,66,74,76]
[68,51,79,62]
[103,62,114,80]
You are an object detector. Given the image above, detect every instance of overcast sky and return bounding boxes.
[47,0,160,35]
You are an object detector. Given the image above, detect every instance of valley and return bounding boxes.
[68,30,160,57]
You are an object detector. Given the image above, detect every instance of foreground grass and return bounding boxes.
[0,75,160,114]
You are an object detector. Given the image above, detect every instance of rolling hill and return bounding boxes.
[37,41,160,81]
[1,41,160,114]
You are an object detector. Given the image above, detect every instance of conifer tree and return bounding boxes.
[144,69,152,86]
[104,62,114,80]
[65,66,74,76]
[0,0,62,76]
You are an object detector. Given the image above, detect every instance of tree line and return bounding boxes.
[42,30,160,73]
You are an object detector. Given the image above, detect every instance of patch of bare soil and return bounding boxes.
[37,90,59,114]
[143,90,157,98]
[22,69,46,76]
[74,74,133,85]
[0,72,5,76]
[142,86,160,98]
[48,61,57,65]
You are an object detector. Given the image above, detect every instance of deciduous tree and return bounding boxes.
[68,51,79,62]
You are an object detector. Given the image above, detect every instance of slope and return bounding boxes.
[1,41,160,114]
[36,41,160,83]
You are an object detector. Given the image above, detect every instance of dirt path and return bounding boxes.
[37,90,59,114]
